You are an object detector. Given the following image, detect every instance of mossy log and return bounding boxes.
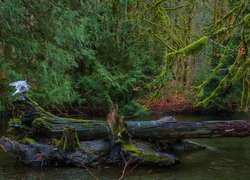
[5,96,243,168]
[30,117,250,140]
[0,136,91,167]
[13,96,250,141]
[1,135,202,167]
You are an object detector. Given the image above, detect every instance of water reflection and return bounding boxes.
[0,112,250,180]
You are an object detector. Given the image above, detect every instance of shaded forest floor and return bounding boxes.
[145,94,195,114]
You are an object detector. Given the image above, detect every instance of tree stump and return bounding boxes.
[53,125,81,152]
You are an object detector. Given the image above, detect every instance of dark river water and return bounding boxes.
[0,112,250,180]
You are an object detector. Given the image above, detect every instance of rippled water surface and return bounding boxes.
[0,112,250,180]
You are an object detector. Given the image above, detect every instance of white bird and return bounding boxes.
[9,80,31,96]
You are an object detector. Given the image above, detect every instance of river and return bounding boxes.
[0,112,250,180]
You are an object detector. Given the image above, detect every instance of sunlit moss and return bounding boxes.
[122,141,174,165]
[20,137,37,145]
[165,36,208,63]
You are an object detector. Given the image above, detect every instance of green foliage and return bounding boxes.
[0,0,159,115]
[0,0,249,114]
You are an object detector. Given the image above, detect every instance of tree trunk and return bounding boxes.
[12,96,250,141]
[30,116,250,140]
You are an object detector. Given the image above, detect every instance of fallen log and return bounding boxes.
[11,96,250,141]
[30,117,250,140]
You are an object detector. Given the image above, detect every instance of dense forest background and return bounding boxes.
[0,0,249,116]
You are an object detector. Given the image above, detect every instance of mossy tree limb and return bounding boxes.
[165,36,209,64]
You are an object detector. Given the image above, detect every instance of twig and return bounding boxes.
[119,151,138,180]
[125,160,144,176]
[119,152,129,180]
[209,39,236,52]
[78,163,99,180]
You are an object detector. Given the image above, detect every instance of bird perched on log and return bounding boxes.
[9,80,30,96]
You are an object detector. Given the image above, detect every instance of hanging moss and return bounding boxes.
[241,77,249,112]
[243,14,250,28]
[165,36,208,63]
[53,125,81,152]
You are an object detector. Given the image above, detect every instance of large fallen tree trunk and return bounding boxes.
[31,117,250,140]
[11,96,250,141]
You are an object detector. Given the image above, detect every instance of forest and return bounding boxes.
[0,0,250,179]
[0,0,249,115]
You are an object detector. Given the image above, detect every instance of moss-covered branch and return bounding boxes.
[165,36,209,64]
